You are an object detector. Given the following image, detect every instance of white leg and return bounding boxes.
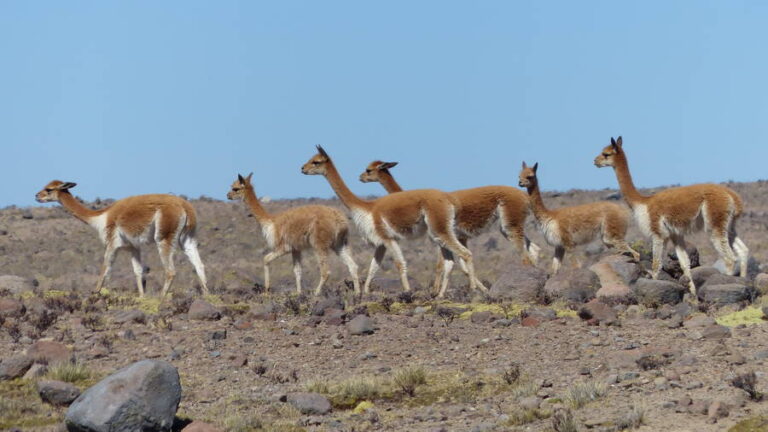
[314,251,330,295]
[96,244,118,294]
[363,245,386,294]
[183,238,208,295]
[263,250,288,292]
[431,245,445,293]
[437,247,455,298]
[651,236,667,279]
[338,245,360,294]
[672,236,695,295]
[158,243,177,297]
[552,246,565,274]
[385,240,411,292]
[129,247,145,297]
[292,250,303,293]
[732,236,750,278]
[711,232,737,276]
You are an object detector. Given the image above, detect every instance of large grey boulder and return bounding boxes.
[489,263,547,302]
[38,380,81,406]
[633,279,686,307]
[0,355,33,380]
[65,359,181,432]
[543,268,599,303]
[690,267,720,288]
[697,284,755,305]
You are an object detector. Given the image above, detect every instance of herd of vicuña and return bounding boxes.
[35,137,749,300]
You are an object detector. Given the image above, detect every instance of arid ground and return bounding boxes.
[3,181,768,431]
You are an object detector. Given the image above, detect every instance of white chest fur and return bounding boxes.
[632,203,653,237]
[351,208,382,245]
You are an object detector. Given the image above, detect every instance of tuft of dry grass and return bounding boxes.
[551,408,578,432]
[565,380,608,409]
[45,362,92,383]
[393,365,427,397]
[615,404,645,430]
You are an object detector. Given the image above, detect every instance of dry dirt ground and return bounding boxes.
[3,182,768,431]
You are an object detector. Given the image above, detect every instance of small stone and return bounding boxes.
[188,300,221,321]
[209,330,227,340]
[229,354,248,368]
[311,297,344,316]
[286,392,331,415]
[470,311,494,324]
[112,309,146,324]
[698,284,754,305]
[634,279,686,306]
[688,399,711,415]
[37,380,81,405]
[578,300,618,325]
[685,381,704,390]
[22,363,48,380]
[0,298,25,318]
[233,318,253,330]
[27,341,73,366]
[707,401,729,423]
[701,325,731,340]
[521,317,540,327]
[0,355,33,380]
[755,273,768,295]
[347,315,375,335]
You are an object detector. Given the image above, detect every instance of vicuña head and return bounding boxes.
[227,173,253,201]
[518,162,538,189]
[35,179,209,297]
[593,136,623,169]
[359,160,398,183]
[36,180,77,203]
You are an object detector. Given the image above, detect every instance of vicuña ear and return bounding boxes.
[532,163,538,173]
[59,182,77,190]
[522,161,527,169]
[316,145,329,158]
[380,162,398,170]
[615,136,623,148]
[245,172,253,183]
[237,174,245,184]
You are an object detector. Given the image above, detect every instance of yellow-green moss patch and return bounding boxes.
[716,306,766,327]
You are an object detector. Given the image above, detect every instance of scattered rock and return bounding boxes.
[0,275,37,295]
[322,308,347,326]
[0,298,25,318]
[714,257,760,279]
[707,401,729,422]
[0,355,33,380]
[251,302,279,321]
[65,359,181,432]
[521,307,557,322]
[697,284,754,305]
[521,317,540,327]
[27,340,73,365]
[209,330,227,340]
[311,297,344,316]
[287,392,331,415]
[578,300,618,325]
[691,267,721,287]
[347,315,375,335]
[543,268,599,303]
[754,273,768,295]
[684,316,717,328]
[188,300,221,321]
[23,363,48,380]
[112,309,146,325]
[689,399,711,415]
[633,279,686,306]
[489,262,547,302]
[37,380,81,406]
[663,246,700,279]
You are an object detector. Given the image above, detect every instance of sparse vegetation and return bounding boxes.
[393,365,427,397]
[502,362,521,385]
[731,371,763,401]
[614,404,645,430]
[506,407,552,426]
[565,380,608,408]
[46,361,92,383]
[551,408,578,432]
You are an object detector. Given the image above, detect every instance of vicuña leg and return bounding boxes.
[182,238,209,295]
[337,244,360,293]
[291,250,303,293]
[426,206,483,292]
[437,247,455,298]
[158,242,177,297]
[385,239,411,292]
[431,245,445,293]
[732,235,750,278]
[263,250,288,292]
[95,243,119,294]
[363,245,387,294]
[671,235,695,295]
[711,230,738,276]
[650,236,667,279]
[129,247,145,297]
[314,250,330,295]
[552,246,565,274]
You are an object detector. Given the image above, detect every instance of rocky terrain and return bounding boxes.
[3,181,768,431]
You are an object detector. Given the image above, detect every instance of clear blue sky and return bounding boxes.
[3,1,767,207]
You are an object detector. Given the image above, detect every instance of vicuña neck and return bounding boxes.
[58,192,103,225]
[526,181,553,221]
[612,152,647,206]
[379,171,403,194]
[243,187,273,223]
[324,161,370,210]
